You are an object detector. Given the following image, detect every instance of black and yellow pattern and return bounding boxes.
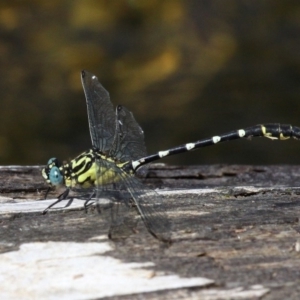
[42,70,170,242]
[43,70,300,242]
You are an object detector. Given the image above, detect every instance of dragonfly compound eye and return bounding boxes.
[49,166,64,186]
[47,157,58,165]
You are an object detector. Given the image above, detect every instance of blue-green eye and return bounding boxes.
[49,166,63,185]
[47,157,57,165]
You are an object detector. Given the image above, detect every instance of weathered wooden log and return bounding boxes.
[0,164,299,299]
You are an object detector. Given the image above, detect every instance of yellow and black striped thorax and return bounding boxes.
[42,148,133,189]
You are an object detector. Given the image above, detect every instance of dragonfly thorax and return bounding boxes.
[43,149,133,189]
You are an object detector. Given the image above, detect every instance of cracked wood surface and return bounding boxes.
[0,164,300,299]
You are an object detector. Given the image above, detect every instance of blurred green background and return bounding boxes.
[1,0,300,166]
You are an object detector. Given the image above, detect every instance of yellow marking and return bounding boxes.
[78,161,122,186]
[261,125,278,140]
[42,168,47,180]
[279,133,290,140]
[77,162,97,185]
[264,135,278,140]
[99,155,115,163]
[66,160,126,188]
[116,161,129,168]
[261,125,266,135]
[65,177,77,188]
[58,149,131,189]
[71,156,92,173]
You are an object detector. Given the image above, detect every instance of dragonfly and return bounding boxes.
[42,70,300,242]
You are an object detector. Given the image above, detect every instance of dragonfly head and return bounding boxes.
[42,157,64,186]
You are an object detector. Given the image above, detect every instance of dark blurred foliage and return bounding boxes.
[1,0,300,165]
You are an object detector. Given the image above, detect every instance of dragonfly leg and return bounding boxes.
[84,191,96,213]
[42,188,70,215]
[43,187,52,200]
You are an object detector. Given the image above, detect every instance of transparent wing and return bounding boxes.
[94,158,171,242]
[120,172,171,242]
[94,158,138,239]
[109,105,147,162]
[81,70,116,153]
[106,199,139,240]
